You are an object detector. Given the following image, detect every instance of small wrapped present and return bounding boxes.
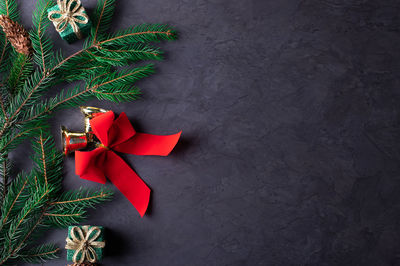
[67,263,96,266]
[65,225,105,264]
[47,0,91,43]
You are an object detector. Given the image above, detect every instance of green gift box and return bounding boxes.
[47,0,91,43]
[66,225,105,263]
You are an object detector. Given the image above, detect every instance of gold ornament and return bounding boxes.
[80,106,109,135]
[61,126,88,155]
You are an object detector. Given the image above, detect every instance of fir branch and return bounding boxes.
[89,65,153,102]
[101,24,177,46]
[0,156,9,204]
[0,173,28,228]
[44,210,85,228]
[50,187,113,209]
[30,133,63,194]
[0,85,9,123]
[0,185,49,262]
[7,210,46,259]
[19,243,59,264]
[91,43,163,66]
[30,0,54,72]
[0,0,19,74]
[1,208,47,264]
[0,33,9,73]
[15,64,152,125]
[92,64,154,89]
[7,69,54,124]
[0,126,43,154]
[38,135,47,187]
[6,53,33,95]
[92,86,140,102]
[8,185,50,237]
[14,83,95,127]
[91,0,116,43]
[0,0,19,21]
[0,96,7,122]
[15,23,175,106]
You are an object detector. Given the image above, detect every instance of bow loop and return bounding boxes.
[90,111,115,146]
[108,112,136,147]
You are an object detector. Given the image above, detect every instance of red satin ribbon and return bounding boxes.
[75,111,181,217]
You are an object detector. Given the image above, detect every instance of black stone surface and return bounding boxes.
[14,0,400,265]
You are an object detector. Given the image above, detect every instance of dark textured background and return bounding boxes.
[13,0,400,265]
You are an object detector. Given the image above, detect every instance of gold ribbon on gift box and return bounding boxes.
[48,0,89,38]
[65,226,105,264]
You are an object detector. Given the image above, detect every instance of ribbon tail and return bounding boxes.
[113,131,182,156]
[104,151,150,217]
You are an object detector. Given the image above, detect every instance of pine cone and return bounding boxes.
[0,15,32,55]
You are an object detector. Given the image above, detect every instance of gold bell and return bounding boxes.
[80,106,109,141]
[61,126,88,155]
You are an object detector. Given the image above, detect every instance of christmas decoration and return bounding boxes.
[0,15,31,55]
[0,0,177,264]
[61,126,89,155]
[48,0,90,43]
[75,110,181,216]
[66,225,105,264]
[68,263,96,266]
[0,134,113,265]
[80,106,109,142]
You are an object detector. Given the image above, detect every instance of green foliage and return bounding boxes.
[0,32,10,74]
[6,53,34,94]
[0,125,45,156]
[30,0,55,71]
[103,24,177,46]
[0,172,30,242]
[91,64,154,102]
[89,0,116,43]
[8,69,55,123]
[0,0,177,264]
[0,156,10,204]
[45,187,113,228]
[0,0,19,75]
[91,43,163,66]
[19,243,59,264]
[0,0,19,22]
[0,134,113,264]
[53,187,114,210]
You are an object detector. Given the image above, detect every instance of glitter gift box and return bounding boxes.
[47,0,91,43]
[66,225,105,263]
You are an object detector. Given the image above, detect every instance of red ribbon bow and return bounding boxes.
[75,111,181,217]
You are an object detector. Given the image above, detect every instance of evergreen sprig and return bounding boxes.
[30,0,54,71]
[89,0,116,43]
[0,133,113,264]
[0,0,18,21]
[6,53,34,95]
[19,243,59,264]
[0,0,18,74]
[0,0,177,264]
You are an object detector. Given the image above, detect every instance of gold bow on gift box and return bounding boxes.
[65,226,105,264]
[48,0,89,38]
